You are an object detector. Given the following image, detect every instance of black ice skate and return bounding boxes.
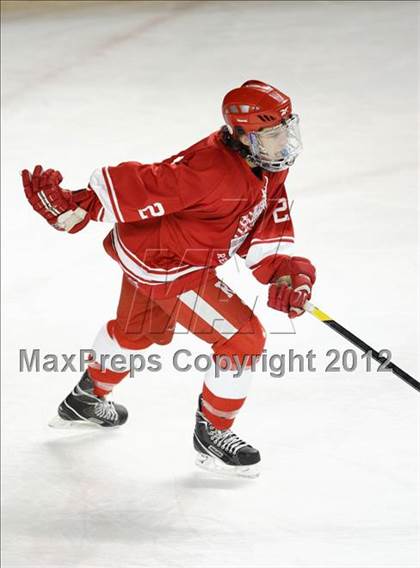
[193,396,260,478]
[49,371,128,429]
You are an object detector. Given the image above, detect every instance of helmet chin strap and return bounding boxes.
[220,126,253,160]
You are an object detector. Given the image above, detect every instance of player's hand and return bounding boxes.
[22,165,89,233]
[267,256,316,318]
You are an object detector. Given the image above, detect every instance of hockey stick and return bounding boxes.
[304,302,420,393]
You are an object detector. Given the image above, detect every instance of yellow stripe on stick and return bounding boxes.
[304,301,332,321]
[308,305,332,322]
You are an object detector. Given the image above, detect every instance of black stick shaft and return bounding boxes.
[305,302,419,393]
[323,319,420,392]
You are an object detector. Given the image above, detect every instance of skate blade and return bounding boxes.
[48,414,104,430]
[195,452,260,479]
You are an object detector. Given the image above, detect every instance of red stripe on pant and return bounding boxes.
[201,383,246,430]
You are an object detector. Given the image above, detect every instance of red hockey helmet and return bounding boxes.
[222,80,301,172]
[222,80,292,134]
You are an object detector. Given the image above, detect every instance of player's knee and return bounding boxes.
[109,320,154,350]
[147,332,174,346]
[213,314,266,364]
[110,320,175,349]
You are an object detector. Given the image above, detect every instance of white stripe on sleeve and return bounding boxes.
[88,168,118,223]
[245,239,294,269]
[103,167,125,222]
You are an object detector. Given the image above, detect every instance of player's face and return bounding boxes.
[239,115,302,172]
[253,124,289,160]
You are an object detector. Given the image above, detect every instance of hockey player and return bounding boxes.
[22,80,316,477]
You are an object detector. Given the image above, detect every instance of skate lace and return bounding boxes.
[209,427,248,455]
[94,400,118,422]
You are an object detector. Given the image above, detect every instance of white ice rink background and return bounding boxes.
[1,1,419,567]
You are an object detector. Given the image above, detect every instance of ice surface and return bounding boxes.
[1,1,419,567]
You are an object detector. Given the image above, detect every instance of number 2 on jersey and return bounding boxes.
[273,197,290,224]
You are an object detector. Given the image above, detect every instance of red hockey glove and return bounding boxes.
[22,165,89,233]
[267,256,316,319]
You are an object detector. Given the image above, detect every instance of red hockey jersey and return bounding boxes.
[82,131,295,298]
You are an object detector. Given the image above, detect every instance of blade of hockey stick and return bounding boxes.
[304,302,420,393]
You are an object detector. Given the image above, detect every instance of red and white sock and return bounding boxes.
[200,361,254,430]
[88,321,152,397]
[88,364,129,397]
